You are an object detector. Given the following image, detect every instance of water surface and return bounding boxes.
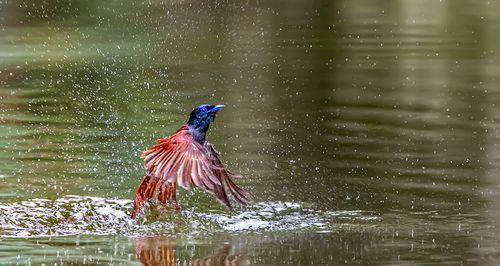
[1,0,500,264]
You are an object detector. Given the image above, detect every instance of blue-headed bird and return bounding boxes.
[131,104,248,218]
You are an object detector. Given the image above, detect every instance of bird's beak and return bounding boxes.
[211,104,225,112]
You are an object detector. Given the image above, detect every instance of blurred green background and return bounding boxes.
[2,0,500,264]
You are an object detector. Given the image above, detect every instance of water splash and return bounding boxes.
[0,195,379,238]
[197,202,379,232]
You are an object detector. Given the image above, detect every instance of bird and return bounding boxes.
[131,104,248,218]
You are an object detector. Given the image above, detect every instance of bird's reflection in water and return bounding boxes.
[135,237,248,266]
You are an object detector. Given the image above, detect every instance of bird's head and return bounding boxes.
[187,104,224,138]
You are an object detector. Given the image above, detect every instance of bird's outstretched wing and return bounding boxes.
[132,125,248,217]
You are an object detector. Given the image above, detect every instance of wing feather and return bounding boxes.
[197,162,215,190]
[191,161,202,187]
[181,155,193,189]
[134,125,248,213]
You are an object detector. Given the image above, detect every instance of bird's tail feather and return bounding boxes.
[131,175,159,219]
[132,174,248,218]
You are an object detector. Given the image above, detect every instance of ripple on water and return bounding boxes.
[0,195,380,238]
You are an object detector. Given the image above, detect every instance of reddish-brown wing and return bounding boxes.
[131,125,248,217]
[203,142,249,206]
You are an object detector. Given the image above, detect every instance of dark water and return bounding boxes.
[1,0,500,264]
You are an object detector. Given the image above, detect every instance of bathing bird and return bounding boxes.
[131,104,248,218]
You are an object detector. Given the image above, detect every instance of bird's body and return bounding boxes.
[131,104,248,218]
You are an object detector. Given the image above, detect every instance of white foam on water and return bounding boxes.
[0,195,379,238]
